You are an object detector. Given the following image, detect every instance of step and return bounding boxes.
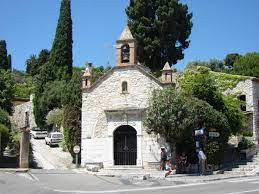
[224,171,247,176]
[231,168,254,172]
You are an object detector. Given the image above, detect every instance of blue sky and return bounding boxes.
[0,0,259,71]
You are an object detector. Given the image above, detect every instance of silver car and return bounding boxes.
[30,127,48,139]
[45,132,63,147]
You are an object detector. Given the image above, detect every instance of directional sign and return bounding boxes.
[209,132,220,137]
[195,128,205,136]
[73,145,81,154]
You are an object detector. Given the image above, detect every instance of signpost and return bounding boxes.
[209,132,220,138]
[195,128,205,136]
[73,145,80,168]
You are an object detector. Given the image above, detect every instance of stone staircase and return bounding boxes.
[223,150,259,176]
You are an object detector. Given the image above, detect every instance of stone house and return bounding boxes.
[224,78,259,142]
[81,26,175,168]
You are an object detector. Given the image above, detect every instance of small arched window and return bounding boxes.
[122,81,128,93]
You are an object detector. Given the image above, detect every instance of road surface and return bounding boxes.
[31,138,73,169]
[1,169,259,194]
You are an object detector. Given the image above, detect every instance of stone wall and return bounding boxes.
[252,80,259,142]
[11,95,37,129]
[224,78,259,142]
[81,67,165,167]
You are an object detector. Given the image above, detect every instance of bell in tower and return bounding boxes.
[116,26,137,66]
[121,44,130,63]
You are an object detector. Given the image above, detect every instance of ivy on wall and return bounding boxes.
[210,71,248,92]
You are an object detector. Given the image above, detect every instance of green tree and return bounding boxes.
[37,49,50,71]
[233,52,259,78]
[26,49,50,76]
[62,72,82,159]
[0,108,11,129]
[186,59,225,72]
[48,0,73,81]
[0,40,8,70]
[7,54,12,70]
[224,53,241,70]
[181,66,225,111]
[145,87,230,164]
[0,108,11,156]
[26,55,38,75]
[33,80,66,130]
[0,70,15,114]
[180,66,245,135]
[126,0,192,71]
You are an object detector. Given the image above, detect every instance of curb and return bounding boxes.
[0,168,29,173]
[166,174,257,183]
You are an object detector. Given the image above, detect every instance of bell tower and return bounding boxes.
[82,62,92,89]
[116,26,137,66]
[161,62,173,83]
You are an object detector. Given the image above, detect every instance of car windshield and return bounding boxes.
[52,134,63,138]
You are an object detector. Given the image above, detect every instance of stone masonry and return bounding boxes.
[224,78,259,142]
[11,95,37,129]
[81,66,168,168]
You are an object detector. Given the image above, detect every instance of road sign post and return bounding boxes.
[73,145,80,168]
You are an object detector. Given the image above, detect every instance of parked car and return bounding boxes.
[30,127,48,139]
[45,132,63,147]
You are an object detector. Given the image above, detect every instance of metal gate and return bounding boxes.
[114,125,137,165]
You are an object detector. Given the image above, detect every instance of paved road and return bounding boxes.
[1,169,259,194]
[31,138,73,169]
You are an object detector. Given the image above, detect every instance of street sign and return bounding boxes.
[73,145,80,154]
[195,128,205,136]
[209,132,220,137]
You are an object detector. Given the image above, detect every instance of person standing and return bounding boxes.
[197,149,207,175]
[160,147,167,170]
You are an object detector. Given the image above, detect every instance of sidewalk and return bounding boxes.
[0,168,28,172]
[75,167,258,183]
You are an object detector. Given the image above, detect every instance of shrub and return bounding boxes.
[238,137,255,150]
[0,108,11,128]
[0,124,10,155]
[242,130,253,137]
[7,130,21,155]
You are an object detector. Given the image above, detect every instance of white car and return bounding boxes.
[45,132,63,147]
[30,127,48,139]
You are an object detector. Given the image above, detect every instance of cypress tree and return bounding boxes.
[0,40,8,70]
[7,54,12,70]
[48,0,73,80]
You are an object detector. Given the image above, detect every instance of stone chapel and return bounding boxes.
[81,26,175,168]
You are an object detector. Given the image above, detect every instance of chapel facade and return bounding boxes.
[81,26,175,168]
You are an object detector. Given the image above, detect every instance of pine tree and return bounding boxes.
[0,40,8,70]
[126,0,192,71]
[48,0,73,80]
